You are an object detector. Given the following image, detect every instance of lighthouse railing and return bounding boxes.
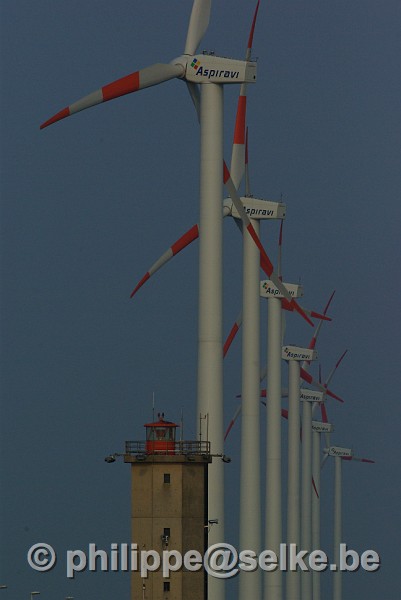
[125,440,211,456]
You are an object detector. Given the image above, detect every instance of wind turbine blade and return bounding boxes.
[225,394,287,442]
[312,476,320,499]
[130,224,199,298]
[320,453,329,470]
[224,404,242,441]
[280,298,293,312]
[302,290,336,372]
[229,1,259,188]
[280,298,326,326]
[246,1,261,60]
[295,304,332,322]
[41,63,183,129]
[184,0,212,55]
[317,350,347,445]
[223,311,243,357]
[298,291,335,411]
[308,309,332,321]
[245,127,251,196]
[300,367,344,403]
[347,457,375,464]
[307,293,334,358]
[281,307,287,345]
[186,82,201,121]
[279,222,287,341]
[324,349,348,388]
[230,93,247,188]
[322,289,336,316]
[320,403,332,449]
[277,221,284,281]
[130,199,232,299]
[320,402,328,423]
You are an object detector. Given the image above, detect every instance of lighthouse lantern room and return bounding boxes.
[145,412,178,454]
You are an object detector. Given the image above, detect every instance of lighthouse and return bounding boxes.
[124,413,211,599]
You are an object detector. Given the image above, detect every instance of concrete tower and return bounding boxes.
[124,414,211,600]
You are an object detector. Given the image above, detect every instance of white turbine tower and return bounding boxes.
[284,346,317,600]
[226,13,316,598]
[268,287,336,600]
[322,445,374,600]
[298,294,341,600]
[228,5,263,598]
[259,221,337,600]
[311,350,348,600]
[260,222,316,600]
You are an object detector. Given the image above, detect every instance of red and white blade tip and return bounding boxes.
[41,63,182,129]
[247,1,261,53]
[41,71,143,129]
[223,313,242,358]
[130,224,199,299]
[130,273,150,299]
[323,290,336,315]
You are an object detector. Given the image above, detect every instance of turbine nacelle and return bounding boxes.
[325,446,353,458]
[312,420,334,433]
[260,280,304,299]
[223,196,286,220]
[300,389,324,403]
[282,345,318,362]
[182,53,257,84]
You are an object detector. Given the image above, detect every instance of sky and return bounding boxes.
[1,0,400,598]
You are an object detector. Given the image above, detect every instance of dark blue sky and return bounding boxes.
[1,1,400,598]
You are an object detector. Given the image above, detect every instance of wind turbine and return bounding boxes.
[283,344,317,600]
[311,351,348,600]
[280,291,334,600]
[322,445,375,600]
[40,4,259,598]
[261,223,302,600]
[297,293,338,600]
[227,5,264,598]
